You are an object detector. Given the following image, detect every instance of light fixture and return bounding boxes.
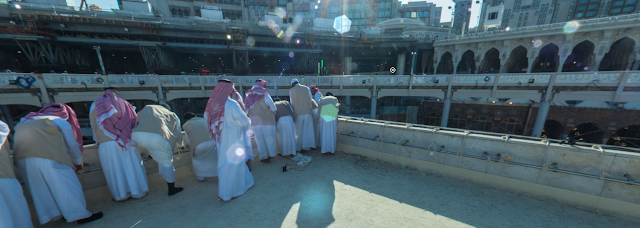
[509,102,513,105]
[227,34,232,40]
[492,101,496,103]
[14,4,22,10]
[529,79,535,83]
[60,24,66,28]
[124,28,129,32]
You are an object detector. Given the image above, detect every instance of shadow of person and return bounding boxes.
[295,178,336,228]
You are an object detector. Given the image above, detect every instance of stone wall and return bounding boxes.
[336,117,640,218]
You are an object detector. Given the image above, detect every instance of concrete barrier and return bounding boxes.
[336,117,640,219]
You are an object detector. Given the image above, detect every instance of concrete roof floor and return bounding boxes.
[40,150,639,228]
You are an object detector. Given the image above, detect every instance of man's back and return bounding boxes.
[13,117,74,168]
[289,84,313,117]
[133,105,182,148]
[182,117,210,151]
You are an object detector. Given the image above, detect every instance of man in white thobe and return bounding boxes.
[318,92,340,154]
[246,79,277,163]
[90,87,149,202]
[275,100,296,157]
[309,85,322,147]
[182,112,217,181]
[205,79,254,201]
[0,120,32,228]
[289,79,317,151]
[132,104,184,196]
[13,116,102,225]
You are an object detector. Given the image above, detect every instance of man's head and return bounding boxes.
[325,92,333,96]
[183,112,197,122]
[104,85,119,92]
[309,85,318,95]
[217,79,235,97]
[255,79,267,88]
[291,78,299,87]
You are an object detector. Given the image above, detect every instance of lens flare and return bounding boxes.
[275,7,286,19]
[533,40,543,48]
[246,36,256,47]
[235,148,245,156]
[289,52,295,58]
[246,129,254,137]
[564,21,579,34]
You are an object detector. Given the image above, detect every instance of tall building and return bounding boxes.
[478,0,640,32]
[452,0,472,34]
[398,1,442,27]
[145,0,244,21]
[343,0,400,32]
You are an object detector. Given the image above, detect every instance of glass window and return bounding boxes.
[497,118,523,134]
[579,0,588,3]
[577,5,587,10]
[627,0,636,3]
[418,11,423,17]
[576,12,584,17]
[411,12,417,18]
[385,11,390,17]
[623,6,634,12]
[611,8,622,13]
[447,115,466,129]
[423,113,441,126]
[612,1,624,6]
[405,12,410,18]
[470,116,494,132]
[588,4,598,9]
[586,11,596,16]
[425,11,429,17]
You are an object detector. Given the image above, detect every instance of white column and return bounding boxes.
[344,57,352,75]
[345,96,352,115]
[531,101,550,137]
[440,98,451,127]
[370,78,377,119]
[397,53,406,75]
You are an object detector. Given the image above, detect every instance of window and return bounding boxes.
[411,12,417,18]
[517,13,523,27]
[488,12,498,20]
[623,6,634,12]
[497,118,523,134]
[523,12,528,26]
[424,11,429,17]
[405,12,410,18]
[470,116,494,132]
[447,115,466,129]
[423,113,441,126]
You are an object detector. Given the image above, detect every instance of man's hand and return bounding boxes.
[74,164,84,172]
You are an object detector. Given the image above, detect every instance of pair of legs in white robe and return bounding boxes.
[132,132,177,183]
[253,125,277,160]
[295,114,316,151]
[0,178,32,228]
[319,118,338,154]
[277,116,297,156]
[16,158,93,225]
[192,140,218,181]
[98,141,149,201]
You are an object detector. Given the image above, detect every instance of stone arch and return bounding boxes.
[456,50,476,74]
[599,37,637,71]
[436,52,454,74]
[568,122,604,144]
[542,120,564,139]
[532,43,559,72]
[562,40,596,72]
[505,45,528,73]
[607,125,640,148]
[479,48,500,73]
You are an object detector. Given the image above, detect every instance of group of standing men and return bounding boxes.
[0,78,340,227]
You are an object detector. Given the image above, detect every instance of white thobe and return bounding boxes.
[188,136,217,181]
[251,96,277,160]
[276,115,296,156]
[290,88,316,151]
[319,106,339,154]
[132,132,177,183]
[0,122,32,228]
[313,93,322,147]
[0,178,33,228]
[15,117,92,224]
[90,103,149,201]
[208,98,255,201]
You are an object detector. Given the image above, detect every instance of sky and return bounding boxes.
[77,0,482,26]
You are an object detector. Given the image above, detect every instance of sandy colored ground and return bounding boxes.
[40,150,640,228]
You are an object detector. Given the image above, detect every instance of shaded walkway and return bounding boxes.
[41,151,639,228]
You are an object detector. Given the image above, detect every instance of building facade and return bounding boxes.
[479,0,640,32]
[397,1,442,27]
[452,0,472,34]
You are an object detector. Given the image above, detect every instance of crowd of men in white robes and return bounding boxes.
[0,78,340,227]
